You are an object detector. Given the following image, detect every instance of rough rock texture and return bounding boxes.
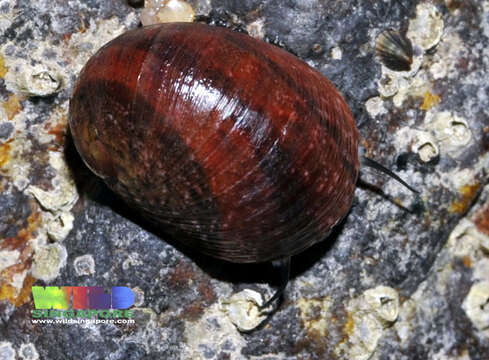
[0,0,488,359]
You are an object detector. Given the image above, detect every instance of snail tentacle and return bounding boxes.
[260,256,291,310]
[360,155,419,194]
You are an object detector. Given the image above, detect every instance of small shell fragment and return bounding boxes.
[446,219,489,257]
[376,30,413,72]
[141,0,195,26]
[331,46,343,60]
[47,212,75,242]
[246,18,266,40]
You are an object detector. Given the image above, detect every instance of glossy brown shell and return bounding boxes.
[69,23,359,263]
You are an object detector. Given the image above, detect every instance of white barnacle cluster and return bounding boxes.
[376,3,476,165]
[26,151,78,241]
[394,187,489,346]
[368,3,445,108]
[394,110,472,164]
[367,3,448,169]
[423,111,471,157]
[183,291,248,359]
[335,285,400,360]
[0,13,139,300]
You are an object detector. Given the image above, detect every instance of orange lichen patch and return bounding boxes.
[3,94,23,120]
[0,282,17,303]
[63,33,73,42]
[360,139,372,153]
[14,274,35,306]
[420,91,441,111]
[44,110,68,147]
[0,274,35,306]
[49,122,67,146]
[63,19,86,44]
[0,202,41,306]
[0,139,12,167]
[0,254,34,304]
[462,255,471,268]
[2,206,42,251]
[0,55,8,78]
[449,183,481,214]
[474,202,489,236]
[294,298,333,358]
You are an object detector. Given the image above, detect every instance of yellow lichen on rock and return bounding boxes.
[0,54,8,78]
[420,91,441,111]
[0,140,12,168]
[2,94,22,120]
[449,183,481,214]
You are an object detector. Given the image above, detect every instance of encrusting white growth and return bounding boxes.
[424,111,472,157]
[18,342,40,360]
[463,281,489,333]
[407,3,444,51]
[73,254,96,276]
[31,243,67,282]
[221,289,271,332]
[414,131,439,163]
[335,285,400,360]
[0,342,16,360]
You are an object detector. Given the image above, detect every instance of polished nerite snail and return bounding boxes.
[69,22,416,311]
